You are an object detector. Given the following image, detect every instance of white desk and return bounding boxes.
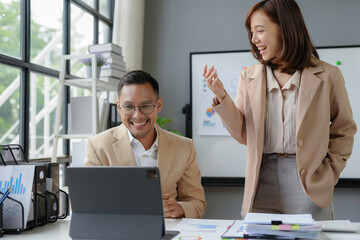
[1,218,180,240]
[2,219,72,240]
[2,218,360,240]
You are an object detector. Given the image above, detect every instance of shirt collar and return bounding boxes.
[266,65,278,92]
[266,65,301,91]
[127,126,159,150]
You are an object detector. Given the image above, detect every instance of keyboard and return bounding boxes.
[319,220,359,233]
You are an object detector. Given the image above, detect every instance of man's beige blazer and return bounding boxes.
[85,124,206,219]
[214,58,357,217]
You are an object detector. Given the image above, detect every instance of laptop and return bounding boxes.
[66,166,179,240]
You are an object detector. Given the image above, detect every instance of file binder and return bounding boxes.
[15,163,47,228]
[34,164,47,226]
[45,162,69,221]
[109,103,122,128]
[58,189,69,219]
[45,163,59,223]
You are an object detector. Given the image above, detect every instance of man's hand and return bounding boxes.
[162,194,185,218]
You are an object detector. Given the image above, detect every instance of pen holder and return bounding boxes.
[0,203,3,237]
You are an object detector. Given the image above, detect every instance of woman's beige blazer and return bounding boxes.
[214,59,357,216]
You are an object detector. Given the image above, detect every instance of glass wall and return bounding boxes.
[0,64,21,145]
[0,0,114,159]
[71,4,94,55]
[30,0,63,69]
[0,0,21,59]
[29,72,59,158]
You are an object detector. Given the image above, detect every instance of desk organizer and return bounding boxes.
[0,194,24,233]
[0,144,69,235]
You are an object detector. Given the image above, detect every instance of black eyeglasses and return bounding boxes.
[119,101,158,115]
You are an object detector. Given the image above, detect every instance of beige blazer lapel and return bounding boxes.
[296,60,323,134]
[246,64,267,138]
[112,124,136,166]
[156,124,175,186]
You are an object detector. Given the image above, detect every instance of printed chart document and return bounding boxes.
[0,165,35,229]
[171,218,235,240]
[222,220,244,239]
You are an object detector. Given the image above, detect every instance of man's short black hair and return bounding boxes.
[117,70,159,99]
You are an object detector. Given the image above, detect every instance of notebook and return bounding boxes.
[66,166,179,240]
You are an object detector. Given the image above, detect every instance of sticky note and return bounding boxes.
[272,225,280,230]
[279,224,292,231]
[291,225,300,230]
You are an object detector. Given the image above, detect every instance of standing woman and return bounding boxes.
[203,0,356,220]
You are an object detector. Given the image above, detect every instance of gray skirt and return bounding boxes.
[252,153,334,221]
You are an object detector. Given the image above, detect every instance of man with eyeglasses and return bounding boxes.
[85,70,206,219]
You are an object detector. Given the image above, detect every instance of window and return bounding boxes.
[99,20,111,44]
[30,0,63,69]
[29,72,59,159]
[82,0,95,9]
[99,0,111,19]
[0,0,114,159]
[0,0,21,59]
[71,4,94,55]
[0,64,21,145]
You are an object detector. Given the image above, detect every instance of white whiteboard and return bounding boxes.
[191,46,360,179]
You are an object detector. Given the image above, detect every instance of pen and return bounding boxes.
[0,186,12,204]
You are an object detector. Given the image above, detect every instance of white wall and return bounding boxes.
[143,0,360,221]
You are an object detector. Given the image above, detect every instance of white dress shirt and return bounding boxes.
[127,127,159,167]
[263,65,301,154]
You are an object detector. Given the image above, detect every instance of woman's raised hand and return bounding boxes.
[203,64,226,102]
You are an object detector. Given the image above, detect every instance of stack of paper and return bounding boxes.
[222,213,321,239]
[89,43,127,79]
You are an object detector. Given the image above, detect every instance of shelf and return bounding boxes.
[64,77,119,91]
[58,134,94,139]
[52,53,124,163]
